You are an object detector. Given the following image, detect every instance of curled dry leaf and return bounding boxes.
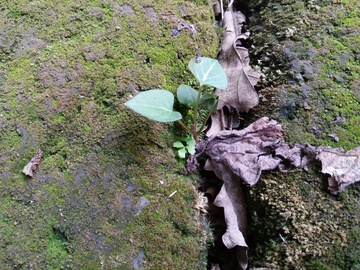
[207,7,260,137]
[213,183,248,270]
[216,7,260,112]
[201,117,283,186]
[317,146,360,194]
[22,149,42,177]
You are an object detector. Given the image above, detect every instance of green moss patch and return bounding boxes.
[0,0,217,268]
[249,0,360,149]
[246,169,360,269]
[245,0,360,268]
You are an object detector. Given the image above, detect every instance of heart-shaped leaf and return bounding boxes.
[177,84,199,107]
[188,57,228,89]
[185,135,196,147]
[124,89,182,122]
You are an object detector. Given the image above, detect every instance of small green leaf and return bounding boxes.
[185,135,196,147]
[176,84,199,107]
[188,57,228,89]
[178,148,187,159]
[124,89,182,122]
[185,144,196,155]
[173,141,184,148]
[185,136,196,155]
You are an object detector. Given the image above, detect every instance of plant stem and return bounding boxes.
[177,120,195,137]
[193,86,203,132]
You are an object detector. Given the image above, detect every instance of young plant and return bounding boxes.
[124,57,227,149]
[173,135,196,159]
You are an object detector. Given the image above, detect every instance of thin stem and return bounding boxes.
[177,119,195,136]
[193,85,203,131]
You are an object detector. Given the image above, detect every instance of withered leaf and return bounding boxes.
[275,143,317,171]
[216,8,260,113]
[207,7,260,137]
[213,182,248,270]
[22,149,42,177]
[193,117,360,193]
[200,117,283,186]
[317,146,360,194]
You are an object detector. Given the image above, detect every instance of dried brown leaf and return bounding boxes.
[22,149,42,177]
[200,117,283,186]
[317,146,360,194]
[194,118,360,195]
[216,8,260,113]
[213,183,248,270]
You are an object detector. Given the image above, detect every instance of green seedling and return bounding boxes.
[173,135,196,159]
[124,57,228,157]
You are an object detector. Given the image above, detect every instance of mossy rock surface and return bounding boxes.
[244,0,360,268]
[0,0,217,269]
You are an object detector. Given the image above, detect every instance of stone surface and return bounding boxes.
[0,0,217,268]
[243,0,360,268]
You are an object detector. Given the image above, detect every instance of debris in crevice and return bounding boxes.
[213,182,248,269]
[200,1,360,269]
[193,116,360,268]
[207,4,260,137]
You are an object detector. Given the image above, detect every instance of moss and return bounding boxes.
[248,0,360,148]
[245,0,360,267]
[45,228,70,269]
[0,0,218,268]
[246,170,360,269]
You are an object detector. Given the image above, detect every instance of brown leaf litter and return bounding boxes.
[201,2,360,269]
[22,149,42,177]
[207,5,260,137]
[191,117,360,269]
[196,116,360,193]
